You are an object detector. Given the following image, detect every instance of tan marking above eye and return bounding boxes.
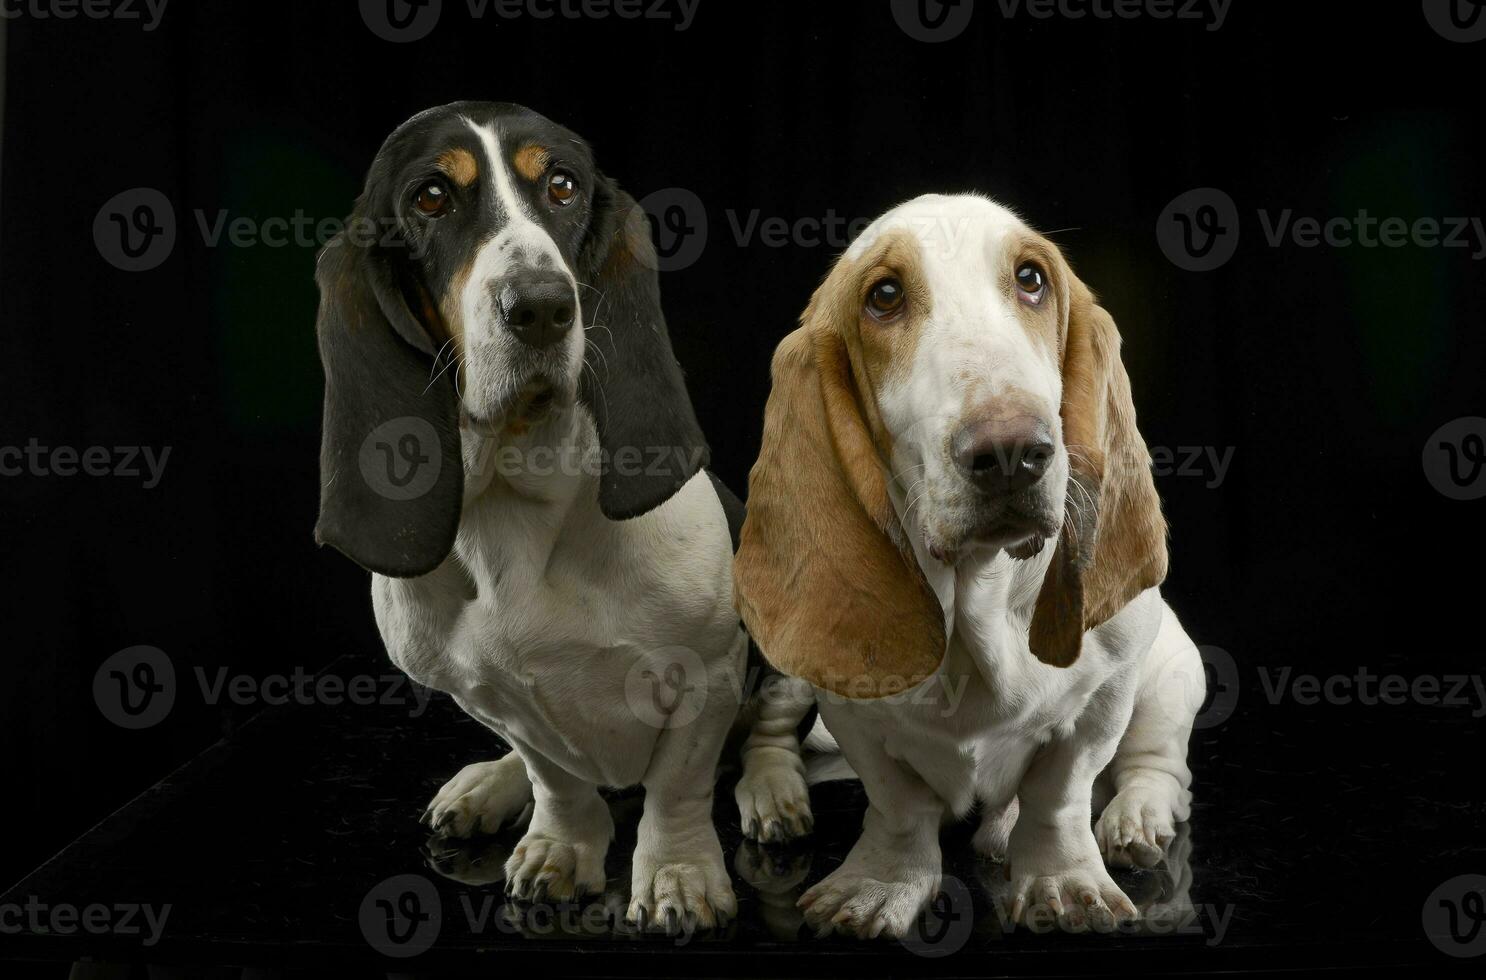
[513,144,552,182]
[435,148,479,188]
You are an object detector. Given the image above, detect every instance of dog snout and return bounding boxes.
[952,414,1054,495]
[496,275,576,349]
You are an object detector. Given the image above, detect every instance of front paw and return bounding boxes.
[423,756,533,838]
[628,844,737,934]
[735,749,814,843]
[1004,842,1137,932]
[1095,788,1177,869]
[799,858,938,940]
[505,830,608,902]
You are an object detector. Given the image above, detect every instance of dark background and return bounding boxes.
[1,0,1482,942]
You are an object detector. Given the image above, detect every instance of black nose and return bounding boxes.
[952,416,1054,495]
[499,276,576,349]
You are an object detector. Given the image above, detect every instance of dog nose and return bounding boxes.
[952,416,1054,495]
[499,277,576,349]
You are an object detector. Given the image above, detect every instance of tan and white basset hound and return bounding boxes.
[734,194,1206,939]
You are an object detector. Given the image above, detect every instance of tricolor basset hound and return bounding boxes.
[313,102,814,933]
[734,194,1206,939]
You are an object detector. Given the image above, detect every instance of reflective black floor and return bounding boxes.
[2,653,1481,977]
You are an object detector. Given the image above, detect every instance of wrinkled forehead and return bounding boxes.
[846,194,1039,284]
[377,103,593,187]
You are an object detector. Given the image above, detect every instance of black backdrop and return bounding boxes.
[2,0,1483,893]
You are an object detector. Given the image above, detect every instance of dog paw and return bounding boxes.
[1004,854,1137,933]
[799,864,939,940]
[504,830,607,902]
[422,756,534,838]
[628,847,737,934]
[735,750,813,843]
[1095,788,1177,869]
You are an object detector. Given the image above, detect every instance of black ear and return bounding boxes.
[577,177,710,520]
[313,232,463,577]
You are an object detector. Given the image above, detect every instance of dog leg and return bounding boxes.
[1003,676,1140,934]
[735,673,814,842]
[1096,606,1201,869]
[798,711,945,940]
[504,749,613,903]
[626,648,740,934]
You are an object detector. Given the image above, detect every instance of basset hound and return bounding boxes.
[313,102,814,933]
[734,194,1206,939]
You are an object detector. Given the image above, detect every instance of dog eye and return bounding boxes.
[413,181,451,218]
[1015,262,1047,305]
[866,277,906,321]
[547,171,578,207]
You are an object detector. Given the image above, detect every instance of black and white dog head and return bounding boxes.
[314,102,708,577]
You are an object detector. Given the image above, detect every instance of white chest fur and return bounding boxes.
[373,406,741,787]
[817,550,1161,816]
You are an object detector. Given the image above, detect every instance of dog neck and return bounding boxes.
[455,402,606,586]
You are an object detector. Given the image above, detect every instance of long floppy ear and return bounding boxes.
[1028,273,1168,666]
[734,304,946,700]
[576,177,709,519]
[313,230,463,577]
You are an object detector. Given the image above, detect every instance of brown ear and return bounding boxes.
[1029,273,1169,667]
[734,303,946,699]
